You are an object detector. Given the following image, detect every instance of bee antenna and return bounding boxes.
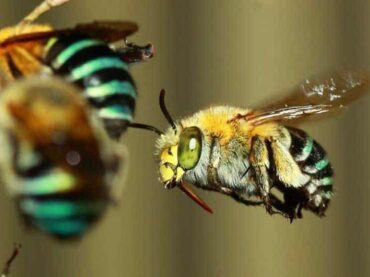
[128,123,163,135]
[159,89,177,132]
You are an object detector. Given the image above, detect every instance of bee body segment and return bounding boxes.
[44,34,136,139]
[284,127,334,215]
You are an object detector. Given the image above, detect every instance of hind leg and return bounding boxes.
[116,43,154,64]
[19,0,70,25]
[282,184,331,218]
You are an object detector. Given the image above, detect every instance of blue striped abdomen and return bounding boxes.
[288,126,334,216]
[14,157,109,239]
[44,35,136,139]
[19,196,107,239]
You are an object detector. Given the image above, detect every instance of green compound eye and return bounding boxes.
[178,127,202,170]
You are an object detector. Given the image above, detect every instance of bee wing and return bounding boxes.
[73,21,138,42]
[0,21,138,47]
[247,70,370,125]
[243,104,333,126]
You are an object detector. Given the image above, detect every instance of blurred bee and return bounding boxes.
[132,70,369,220]
[0,75,126,239]
[0,0,154,139]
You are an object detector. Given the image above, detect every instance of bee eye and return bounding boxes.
[178,127,202,170]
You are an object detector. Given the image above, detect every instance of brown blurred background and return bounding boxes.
[1,0,370,276]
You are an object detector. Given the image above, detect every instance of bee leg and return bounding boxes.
[116,43,154,64]
[220,187,263,206]
[249,136,296,221]
[282,188,306,219]
[19,0,70,25]
[201,186,263,206]
[266,193,297,222]
[297,204,304,218]
[231,194,263,206]
[249,136,275,209]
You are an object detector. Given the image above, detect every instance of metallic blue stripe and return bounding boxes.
[52,39,104,69]
[98,105,133,120]
[295,136,313,161]
[69,57,128,81]
[86,80,136,99]
[35,218,89,236]
[20,199,105,219]
[320,177,333,186]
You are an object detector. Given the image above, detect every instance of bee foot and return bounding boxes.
[263,196,296,221]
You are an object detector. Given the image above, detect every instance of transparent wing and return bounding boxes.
[246,70,370,125]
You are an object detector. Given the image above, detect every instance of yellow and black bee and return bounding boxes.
[0,0,154,139]
[133,70,369,220]
[0,75,126,239]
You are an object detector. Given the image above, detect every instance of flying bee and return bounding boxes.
[0,0,154,139]
[131,70,370,220]
[0,75,126,239]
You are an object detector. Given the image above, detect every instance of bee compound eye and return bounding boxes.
[178,127,202,170]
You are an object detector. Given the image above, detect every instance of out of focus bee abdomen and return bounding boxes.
[44,35,136,139]
[19,195,107,239]
[8,120,108,239]
[287,126,334,216]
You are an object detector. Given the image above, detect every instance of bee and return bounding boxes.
[0,75,126,239]
[132,70,369,220]
[0,0,154,139]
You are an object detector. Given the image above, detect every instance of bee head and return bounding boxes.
[158,126,202,187]
[129,89,213,213]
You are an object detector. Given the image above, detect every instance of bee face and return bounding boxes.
[157,125,204,187]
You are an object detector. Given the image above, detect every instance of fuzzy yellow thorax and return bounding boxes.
[199,111,236,146]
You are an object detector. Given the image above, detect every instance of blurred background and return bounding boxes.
[1,0,370,276]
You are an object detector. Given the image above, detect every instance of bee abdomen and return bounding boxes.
[16,168,108,239]
[19,196,107,239]
[44,35,136,139]
[287,127,333,215]
[14,153,108,238]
